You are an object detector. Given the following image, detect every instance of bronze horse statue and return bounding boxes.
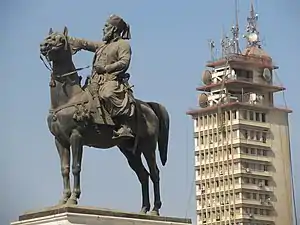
[39,26,170,216]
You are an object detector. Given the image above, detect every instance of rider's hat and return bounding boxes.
[107,14,131,40]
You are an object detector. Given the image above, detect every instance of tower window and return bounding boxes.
[255,112,260,121]
[194,117,199,127]
[195,137,199,146]
[200,117,203,125]
[245,70,253,79]
[262,132,267,143]
[263,150,267,156]
[232,110,237,119]
[262,113,266,122]
[265,180,269,186]
[244,130,249,139]
[249,111,254,120]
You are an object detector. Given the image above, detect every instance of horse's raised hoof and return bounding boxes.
[66,198,78,205]
[150,210,160,216]
[139,207,149,214]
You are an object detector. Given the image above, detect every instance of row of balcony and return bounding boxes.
[195,118,270,133]
[195,168,271,181]
[195,138,270,151]
[197,198,272,210]
[195,183,272,196]
[195,153,272,166]
[198,213,274,224]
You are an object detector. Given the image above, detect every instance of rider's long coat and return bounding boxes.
[69,37,134,118]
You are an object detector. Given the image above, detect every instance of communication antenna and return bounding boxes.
[208,39,216,61]
[221,26,231,57]
[243,1,261,48]
[222,0,242,58]
[233,0,241,54]
[221,26,226,57]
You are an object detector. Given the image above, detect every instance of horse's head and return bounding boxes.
[40,26,82,88]
[40,26,72,62]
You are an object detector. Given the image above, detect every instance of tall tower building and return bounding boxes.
[187,3,295,225]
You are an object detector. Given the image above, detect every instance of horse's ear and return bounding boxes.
[63,26,68,36]
[48,28,53,35]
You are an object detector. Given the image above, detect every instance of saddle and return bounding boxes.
[75,73,135,127]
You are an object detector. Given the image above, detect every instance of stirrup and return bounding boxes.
[112,126,134,140]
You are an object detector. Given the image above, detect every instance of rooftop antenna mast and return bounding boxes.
[221,0,241,57]
[243,0,261,48]
[231,0,241,54]
[208,39,216,61]
[221,25,230,57]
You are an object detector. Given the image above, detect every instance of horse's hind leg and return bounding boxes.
[55,138,71,204]
[143,144,162,216]
[119,147,151,214]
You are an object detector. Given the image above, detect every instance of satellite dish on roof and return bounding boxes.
[262,68,272,82]
[202,70,212,85]
[248,33,258,42]
[198,93,208,108]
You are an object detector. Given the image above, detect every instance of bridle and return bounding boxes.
[39,33,91,87]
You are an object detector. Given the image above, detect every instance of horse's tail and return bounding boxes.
[147,102,170,166]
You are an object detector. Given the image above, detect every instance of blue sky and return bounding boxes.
[1,0,299,224]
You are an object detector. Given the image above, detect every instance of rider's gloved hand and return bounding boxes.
[94,62,106,74]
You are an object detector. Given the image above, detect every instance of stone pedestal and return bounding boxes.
[11,205,192,225]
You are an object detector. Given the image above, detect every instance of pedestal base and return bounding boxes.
[11,205,192,225]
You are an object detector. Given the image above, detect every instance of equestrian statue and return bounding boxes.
[39,14,170,216]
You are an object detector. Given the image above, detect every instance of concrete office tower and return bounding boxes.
[187,3,295,225]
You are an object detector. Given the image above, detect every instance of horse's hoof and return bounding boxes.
[150,210,160,216]
[58,199,67,205]
[66,198,77,205]
[139,207,149,214]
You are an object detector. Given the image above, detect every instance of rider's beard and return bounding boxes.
[102,29,114,42]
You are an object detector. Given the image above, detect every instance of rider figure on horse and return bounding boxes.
[69,15,135,140]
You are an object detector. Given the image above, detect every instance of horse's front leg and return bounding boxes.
[67,130,83,205]
[55,138,71,205]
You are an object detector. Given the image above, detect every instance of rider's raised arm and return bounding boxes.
[105,40,132,74]
[68,37,104,53]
